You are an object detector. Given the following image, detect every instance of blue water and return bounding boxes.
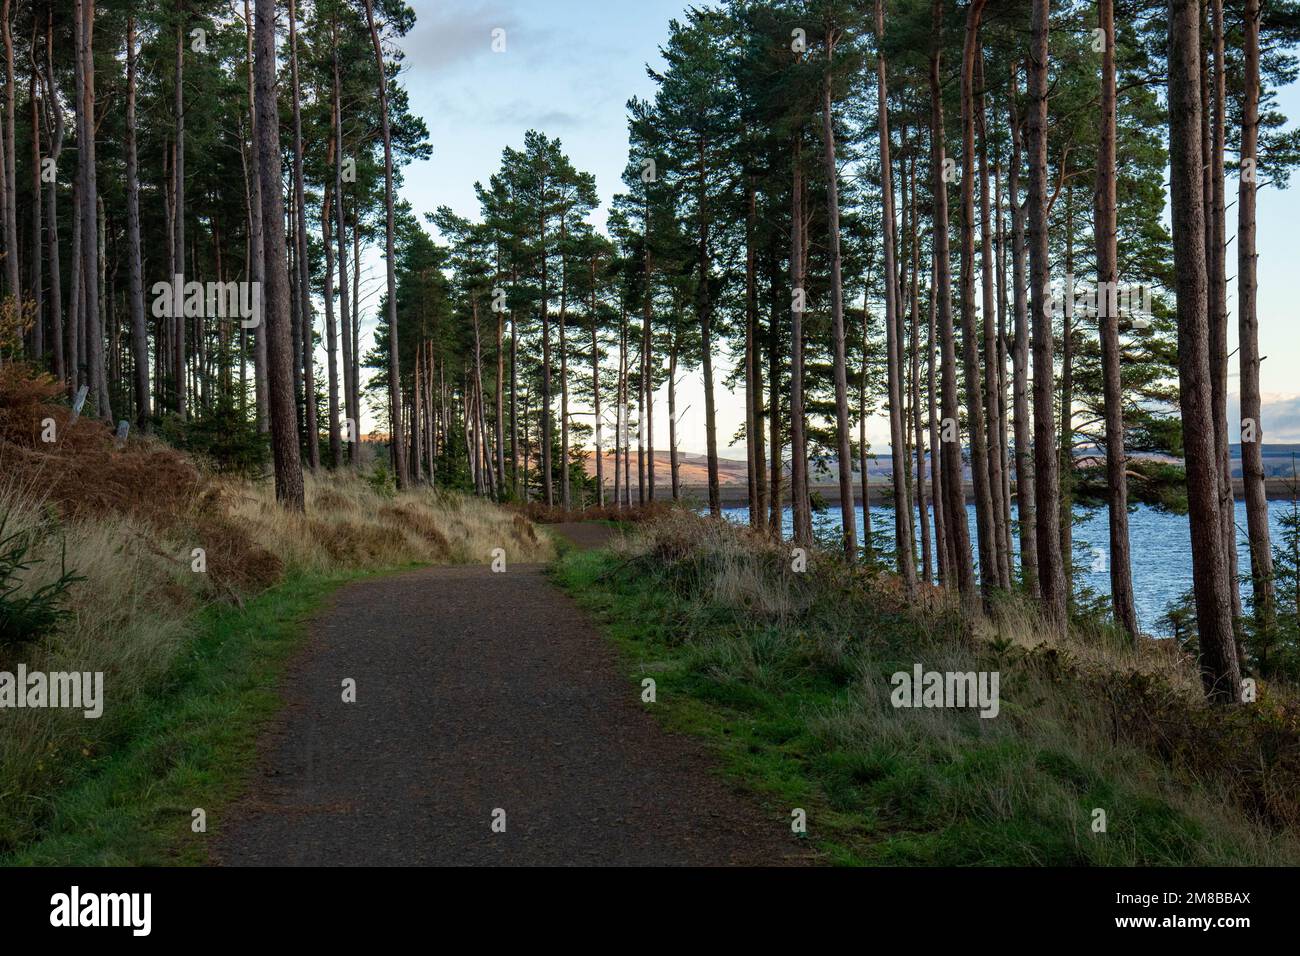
[721,500,1295,634]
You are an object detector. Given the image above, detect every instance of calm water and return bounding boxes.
[721,500,1295,634]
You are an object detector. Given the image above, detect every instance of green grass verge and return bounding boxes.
[552,548,870,864]
[553,544,1295,866]
[1,569,387,866]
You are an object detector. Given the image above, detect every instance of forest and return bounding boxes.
[2,0,1299,721]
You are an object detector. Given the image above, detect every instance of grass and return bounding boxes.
[553,511,1300,866]
[4,569,352,865]
[0,392,552,863]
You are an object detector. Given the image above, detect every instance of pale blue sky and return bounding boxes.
[348,0,1300,455]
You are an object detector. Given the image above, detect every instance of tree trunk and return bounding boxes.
[363,0,408,487]
[76,0,108,420]
[1208,0,1242,629]
[40,15,65,383]
[614,310,624,508]
[745,181,759,528]
[789,137,811,546]
[561,250,571,509]
[510,262,519,496]
[859,300,873,562]
[1238,0,1274,645]
[1060,187,1075,592]
[768,256,783,534]
[245,0,267,434]
[909,157,932,583]
[70,178,82,390]
[642,201,655,504]
[539,182,553,507]
[976,46,1010,590]
[289,0,318,469]
[824,57,858,561]
[322,181,342,466]
[1027,0,1067,628]
[995,162,1014,569]
[495,279,505,496]
[1167,0,1239,701]
[255,0,305,509]
[1,0,18,302]
[877,0,915,584]
[172,10,185,420]
[698,140,721,517]
[669,321,680,501]
[931,0,975,606]
[960,0,995,598]
[591,263,604,506]
[126,16,148,428]
[1008,61,1038,599]
[332,43,355,461]
[927,253,947,581]
[1095,0,1139,638]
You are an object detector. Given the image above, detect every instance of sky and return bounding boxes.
[343,0,1300,458]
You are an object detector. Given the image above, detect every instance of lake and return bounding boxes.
[721,499,1296,634]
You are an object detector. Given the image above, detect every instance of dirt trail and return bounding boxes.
[214,522,804,866]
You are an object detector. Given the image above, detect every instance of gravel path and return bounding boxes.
[213,523,805,866]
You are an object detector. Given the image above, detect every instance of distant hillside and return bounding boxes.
[583,444,1300,483]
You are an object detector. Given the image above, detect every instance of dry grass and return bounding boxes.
[221,473,552,574]
[0,367,551,851]
[513,499,675,525]
[0,470,551,851]
[587,510,1300,864]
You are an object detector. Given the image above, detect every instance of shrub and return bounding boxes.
[366,460,397,499]
[0,510,81,647]
[159,395,269,479]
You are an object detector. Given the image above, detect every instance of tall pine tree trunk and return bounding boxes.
[931,0,975,606]
[877,0,915,584]
[77,0,108,420]
[1008,61,1038,599]
[909,157,932,583]
[1208,0,1241,628]
[1028,0,1067,628]
[332,44,355,463]
[591,267,604,506]
[1060,187,1075,593]
[789,138,811,546]
[976,46,1010,590]
[1168,0,1239,701]
[1238,0,1274,644]
[172,9,186,420]
[768,256,783,533]
[29,61,42,361]
[927,252,947,582]
[698,141,721,517]
[126,16,149,428]
[289,0,318,469]
[245,0,267,434]
[1,0,17,303]
[255,0,305,509]
[40,16,65,383]
[824,54,858,561]
[961,0,995,598]
[322,181,342,465]
[365,0,409,489]
[1096,0,1139,637]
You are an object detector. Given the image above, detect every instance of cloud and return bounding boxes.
[1227,391,1300,442]
[402,1,530,73]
